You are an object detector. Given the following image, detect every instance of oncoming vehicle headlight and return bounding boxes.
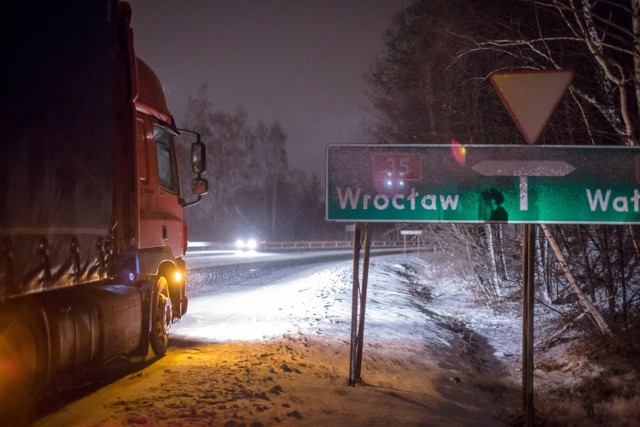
[235,238,258,251]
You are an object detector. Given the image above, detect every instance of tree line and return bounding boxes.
[176,86,340,242]
[367,0,640,341]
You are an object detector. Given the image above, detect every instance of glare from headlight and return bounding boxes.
[235,238,258,251]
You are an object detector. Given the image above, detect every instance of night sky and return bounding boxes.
[127,0,407,179]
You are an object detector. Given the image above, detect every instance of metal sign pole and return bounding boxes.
[522,223,535,426]
[349,223,362,386]
[355,223,372,382]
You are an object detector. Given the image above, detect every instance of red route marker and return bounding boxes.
[372,152,422,181]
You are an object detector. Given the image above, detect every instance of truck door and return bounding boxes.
[137,119,183,257]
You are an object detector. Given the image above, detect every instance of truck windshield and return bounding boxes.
[153,126,178,194]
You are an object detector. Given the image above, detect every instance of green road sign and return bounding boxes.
[326,144,640,224]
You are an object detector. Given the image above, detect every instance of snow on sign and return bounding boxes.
[491,70,574,144]
[325,144,640,224]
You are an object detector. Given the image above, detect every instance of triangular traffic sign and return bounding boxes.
[490,70,573,144]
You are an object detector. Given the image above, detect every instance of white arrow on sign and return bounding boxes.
[472,160,575,211]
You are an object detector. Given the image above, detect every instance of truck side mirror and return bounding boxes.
[176,127,209,208]
[191,141,206,174]
[191,177,208,195]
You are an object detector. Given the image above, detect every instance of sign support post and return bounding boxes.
[400,230,423,255]
[522,223,535,426]
[490,69,575,425]
[349,223,361,386]
[355,223,372,381]
[349,222,372,386]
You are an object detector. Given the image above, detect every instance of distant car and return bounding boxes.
[235,238,258,251]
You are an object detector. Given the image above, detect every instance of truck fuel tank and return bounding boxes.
[44,284,143,373]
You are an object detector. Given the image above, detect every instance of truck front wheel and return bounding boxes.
[149,276,172,356]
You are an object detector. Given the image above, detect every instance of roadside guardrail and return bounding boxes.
[187,240,416,251]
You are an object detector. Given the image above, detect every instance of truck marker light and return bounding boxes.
[173,271,183,283]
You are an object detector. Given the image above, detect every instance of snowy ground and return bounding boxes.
[34,253,639,426]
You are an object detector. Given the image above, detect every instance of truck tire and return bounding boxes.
[150,276,172,356]
[0,305,46,421]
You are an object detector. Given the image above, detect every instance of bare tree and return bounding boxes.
[249,121,288,239]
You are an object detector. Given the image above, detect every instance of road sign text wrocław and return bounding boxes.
[326,144,640,224]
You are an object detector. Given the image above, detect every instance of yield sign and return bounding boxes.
[490,70,574,144]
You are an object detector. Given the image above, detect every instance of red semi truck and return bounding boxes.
[0,0,207,416]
